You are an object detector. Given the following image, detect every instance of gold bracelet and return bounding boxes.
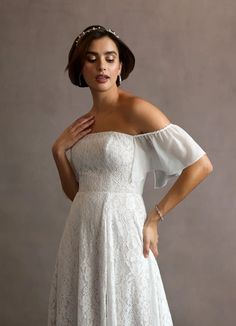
[155,204,164,221]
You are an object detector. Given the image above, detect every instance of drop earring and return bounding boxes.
[118,74,122,85]
[78,73,83,87]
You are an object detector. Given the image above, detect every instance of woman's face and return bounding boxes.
[82,36,122,91]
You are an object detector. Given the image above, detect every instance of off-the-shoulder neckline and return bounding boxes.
[84,123,174,138]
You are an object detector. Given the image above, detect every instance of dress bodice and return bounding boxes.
[69,124,206,195]
[49,123,207,325]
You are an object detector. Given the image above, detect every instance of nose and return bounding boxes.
[97,57,107,71]
[98,66,106,71]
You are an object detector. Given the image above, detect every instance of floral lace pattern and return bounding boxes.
[48,125,206,325]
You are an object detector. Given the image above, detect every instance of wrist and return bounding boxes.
[52,145,66,158]
[146,208,162,224]
[154,204,164,222]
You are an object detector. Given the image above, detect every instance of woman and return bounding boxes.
[48,25,213,325]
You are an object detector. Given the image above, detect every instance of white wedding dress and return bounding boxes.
[47,123,206,326]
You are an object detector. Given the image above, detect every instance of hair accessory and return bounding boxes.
[75,26,120,46]
[155,204,164,222]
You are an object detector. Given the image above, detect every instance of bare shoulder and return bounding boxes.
[121,93,171,133]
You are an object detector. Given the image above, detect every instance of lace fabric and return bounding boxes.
[47,124,206,325]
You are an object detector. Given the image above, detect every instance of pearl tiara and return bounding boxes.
[75,26,120,46]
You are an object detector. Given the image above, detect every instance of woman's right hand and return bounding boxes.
[52,113,95,154]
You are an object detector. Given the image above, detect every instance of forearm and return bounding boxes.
[156,157,213,220]
[52,146,79,201]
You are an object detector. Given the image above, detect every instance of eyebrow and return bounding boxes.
[86,51,117,56]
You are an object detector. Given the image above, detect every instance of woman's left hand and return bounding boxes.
[142,208,161,258]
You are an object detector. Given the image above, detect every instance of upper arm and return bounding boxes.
[126,97,171,133]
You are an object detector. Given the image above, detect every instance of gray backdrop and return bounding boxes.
[1,0,235,325]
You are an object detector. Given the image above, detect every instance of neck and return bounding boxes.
[89,84,121,113]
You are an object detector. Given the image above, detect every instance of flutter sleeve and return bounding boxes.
[129,123,207,189]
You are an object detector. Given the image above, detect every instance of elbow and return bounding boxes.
[185,155,213,178]
[206,162,213,174]
[192,157,213,182]
[202,155,214,175]
[65,190,78,202]
[63,184,79,202]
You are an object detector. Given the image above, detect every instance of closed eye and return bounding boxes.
[86,58,96,63]
[86,57,115,63]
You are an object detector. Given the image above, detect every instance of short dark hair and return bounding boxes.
[64,25,135,87]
